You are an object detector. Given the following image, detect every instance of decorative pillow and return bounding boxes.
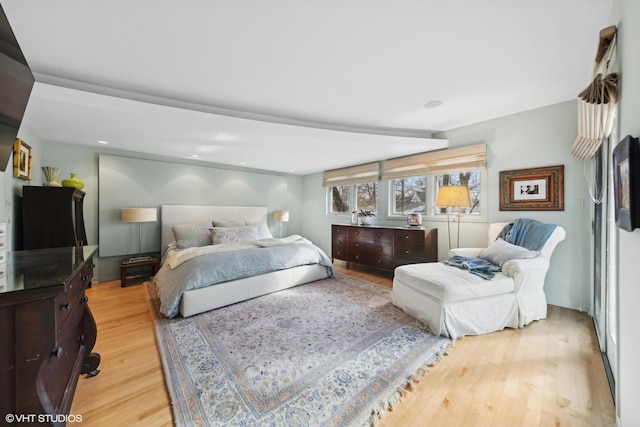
[172,220,212,249]
[478,238,540,267]
[210,225,259,245]
[245,220,273,239]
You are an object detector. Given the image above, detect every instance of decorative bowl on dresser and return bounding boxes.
[0,245,100,425]
[331,224,437,272]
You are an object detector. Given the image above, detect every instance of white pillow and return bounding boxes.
[245,220,273,239]
[210,225,259,245]
[478,238,540,267]
[172,220,212,249]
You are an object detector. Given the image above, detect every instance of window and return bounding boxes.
[434,171,481,215]
[391,176,426,215]
[328,185,350,213]
[327,181,378,215]
[356,182,378,212]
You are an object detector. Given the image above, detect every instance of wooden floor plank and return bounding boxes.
[71,264,615,426]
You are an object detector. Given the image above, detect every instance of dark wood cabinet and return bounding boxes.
[22,186,87,250]
[0,246,100,425]
[331,224,437,272]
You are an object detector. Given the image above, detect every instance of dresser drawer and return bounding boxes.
[394,245,426,262]
[332,242,347,260]
[349,227,393,243]
[37,319,84,415]
[349,251,394,270]
[394,229,426,247]
[56,276,84,329]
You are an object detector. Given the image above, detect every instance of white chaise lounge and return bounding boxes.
[392,221,566,339]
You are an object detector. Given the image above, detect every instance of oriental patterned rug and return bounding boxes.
[145,274,451,427]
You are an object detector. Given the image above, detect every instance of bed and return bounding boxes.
[153,205,334,318]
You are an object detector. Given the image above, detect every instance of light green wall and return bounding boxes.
[301,100,591,312]
[1,140,299,282]
[610,0,640,424]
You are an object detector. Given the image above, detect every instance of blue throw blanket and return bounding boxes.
[497,218,556,251]
[442,255,502,280]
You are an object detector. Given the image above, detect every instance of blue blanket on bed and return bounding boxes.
[442,255,502,280]
[154,243,334,318]
[497,218,556,251]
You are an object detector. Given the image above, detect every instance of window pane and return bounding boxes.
[329,185,350,213]
[356,182,378,213]
[392,176,426,215]
[435,171,481,215]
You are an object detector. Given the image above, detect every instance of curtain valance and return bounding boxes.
[322,162,380,186]
[382,143,486,179]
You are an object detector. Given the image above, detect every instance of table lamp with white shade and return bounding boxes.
[121,207,157,261]
[273,210,289,238]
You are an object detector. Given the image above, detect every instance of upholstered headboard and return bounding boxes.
[160,205,268,252]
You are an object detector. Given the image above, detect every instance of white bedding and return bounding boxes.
[155,206,334,317]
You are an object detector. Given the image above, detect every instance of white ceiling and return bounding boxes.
[2,0,613,175]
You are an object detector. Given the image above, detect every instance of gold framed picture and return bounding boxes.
[13,138,32,180]
[499,165,564,211]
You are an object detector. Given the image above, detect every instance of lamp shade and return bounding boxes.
[435,186,471,208]
[121,208,158,223]
[273,210,290,222]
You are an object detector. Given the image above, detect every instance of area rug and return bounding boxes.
[145,274,451,427]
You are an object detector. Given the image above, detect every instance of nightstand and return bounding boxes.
[120,256,160,287]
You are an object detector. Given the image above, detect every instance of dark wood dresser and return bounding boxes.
[0,245,100,425]
[22,186,88,250]
[331,224,437,272]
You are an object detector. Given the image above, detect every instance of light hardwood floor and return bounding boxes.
[71,264,615,426]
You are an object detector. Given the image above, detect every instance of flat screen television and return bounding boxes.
[0,4,35,172]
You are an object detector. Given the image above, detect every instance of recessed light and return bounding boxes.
[98,140,109,145]
[192,154,199,158]
[239,162,246,166]
[213,133,235,142]
[424,100,444,109]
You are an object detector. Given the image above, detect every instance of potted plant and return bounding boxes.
[357,210,375,225]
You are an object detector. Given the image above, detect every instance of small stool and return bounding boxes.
[120,257,160,287]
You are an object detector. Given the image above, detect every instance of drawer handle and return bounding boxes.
[377,246,382,251]
[377,233,381,237]
[405,235,410,239]
[355,243,359,247]
[405,250,410,254]
[377,259,382,264]
[355,231,360,235]
[61,302,71,310]
[355,255,359,260]
[51,347,63,358]
[81,296,89,303]
[81,275,89,281]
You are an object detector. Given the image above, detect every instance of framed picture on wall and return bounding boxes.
[499,165,564,211]
[612,135,640,232]
[13,138,32,180]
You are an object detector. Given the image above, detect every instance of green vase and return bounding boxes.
[61,173,85,190]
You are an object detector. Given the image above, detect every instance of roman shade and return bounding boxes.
[382,143,486,179]
[322,162,380,186]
